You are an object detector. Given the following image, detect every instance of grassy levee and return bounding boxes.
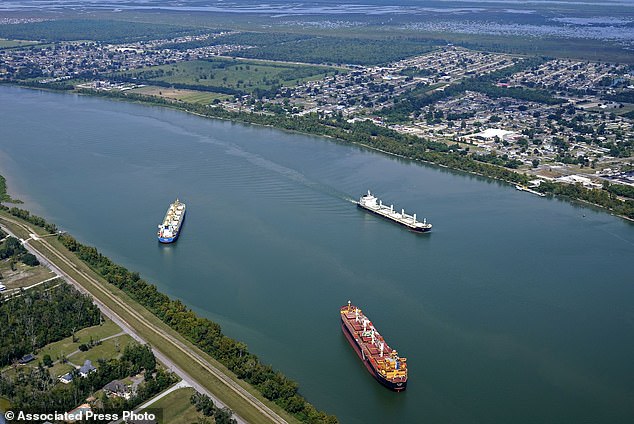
[0,211,299,424]
[3,217,33,239]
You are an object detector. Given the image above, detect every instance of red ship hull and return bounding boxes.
[340,305,407,391]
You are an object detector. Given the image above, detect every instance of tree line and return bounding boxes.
[537,180,634,218]
[0,175,21,203]
[55,233,338,423]
[236,34,441,66]
[0,283,101,367]
[604,181,634,200]
[0,205,58,234]
[80,89,634,220]
[191,392,237,424]
[0,236,39,267]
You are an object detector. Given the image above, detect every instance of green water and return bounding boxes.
[1,86,633,423]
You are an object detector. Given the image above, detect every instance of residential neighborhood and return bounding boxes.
[1,32,633,188]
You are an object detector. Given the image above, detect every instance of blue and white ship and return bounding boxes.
[157,199,186,243]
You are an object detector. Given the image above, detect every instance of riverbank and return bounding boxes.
[0,175,21,204]
[0,200,336,424]
[78,86,634,222]
[4,81,633,219]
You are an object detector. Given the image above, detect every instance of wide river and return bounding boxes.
[1,86,633,423]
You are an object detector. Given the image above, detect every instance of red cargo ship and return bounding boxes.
[340,301,408,391]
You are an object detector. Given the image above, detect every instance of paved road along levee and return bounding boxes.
[0,214,289,424]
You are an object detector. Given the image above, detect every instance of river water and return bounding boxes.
[1,86,633,423]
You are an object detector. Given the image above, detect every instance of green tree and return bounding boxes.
[42,354,53,367]
[191,392,216,416]
[20,253,39,266]
[214,407,237,424]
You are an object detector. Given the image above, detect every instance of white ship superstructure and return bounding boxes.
[357,191,431,233]
[157,199,186,243]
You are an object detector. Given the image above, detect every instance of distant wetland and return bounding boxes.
[3,0,634,48]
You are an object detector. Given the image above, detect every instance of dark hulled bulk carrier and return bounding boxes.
[340,301,408,391]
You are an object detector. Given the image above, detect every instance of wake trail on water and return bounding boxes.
[225,144,358,206]
[157,119,358,206]
[601,228,634,248]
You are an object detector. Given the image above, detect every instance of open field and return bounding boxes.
[32,319,122,364]
[585,103,634,116]
[0,39,36,49]
[70,334,134,365]
[0,212,299,424]
[130,86,232,104]
[144,387,204,424]
[119,58,338,96]
[0,354,74,382]
[0,260,55,289]
[49,362,75,379]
